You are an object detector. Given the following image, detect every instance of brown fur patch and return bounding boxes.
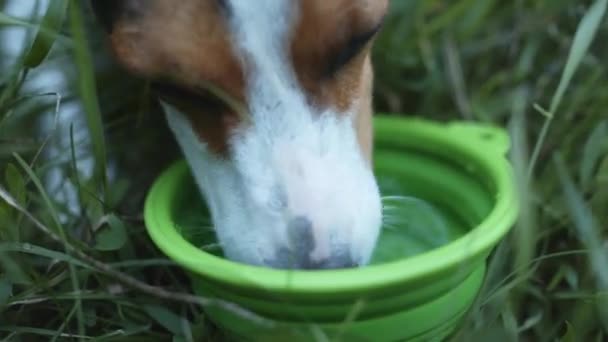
[101,0,388,157]
[291,0,388,111]
[290,0,388,161]
[105,0,243,154]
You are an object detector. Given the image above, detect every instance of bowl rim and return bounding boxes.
[144,115,519,294]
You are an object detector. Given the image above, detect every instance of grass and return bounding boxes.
[1,0,607,341]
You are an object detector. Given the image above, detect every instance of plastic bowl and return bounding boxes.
[144,116,519,341]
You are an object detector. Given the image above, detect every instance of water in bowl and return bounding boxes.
[173,172,467,266]
[370,175,467,264]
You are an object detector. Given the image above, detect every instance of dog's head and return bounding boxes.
[92,0,388,269]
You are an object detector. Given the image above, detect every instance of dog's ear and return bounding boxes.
[90,0,145,33]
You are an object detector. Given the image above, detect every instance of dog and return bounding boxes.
[91,0,388,269]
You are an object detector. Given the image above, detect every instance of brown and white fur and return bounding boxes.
[92,0,389,269]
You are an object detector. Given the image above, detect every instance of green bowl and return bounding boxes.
[144,116,519,341]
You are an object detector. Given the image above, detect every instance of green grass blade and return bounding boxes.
[508,86,537,298]
[528,0,607,177]
[142,304,186,336]
[580,120,608,189]
[0,11,30,26]
[50,301,79,342]
[560,322,577,342]
[425,0,478,35]
[0,326,92,340]
[548,0,607,116]
[13,153,86,341]
[0,11,70,45]
[68,0,108,205]
[13,154,63,238]
[109,259,176,268]
[0,242,92,270]
[554,153,608,287]
[93,214,128,251]
[0,276,11,307]
[0,252,32,285]
[9,292,125,305]
[23,0,69,68]
[554,153,608,332]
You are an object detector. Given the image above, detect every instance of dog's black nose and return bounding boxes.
[314,252,357,269]
[288,216,315,264]
[263,217,356,270]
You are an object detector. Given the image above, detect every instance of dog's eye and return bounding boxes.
[324,24,384,77]
[152,81,225,111]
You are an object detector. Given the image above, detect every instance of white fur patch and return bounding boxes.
[165,0,382,268]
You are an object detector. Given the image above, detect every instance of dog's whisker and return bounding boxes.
[201,243,223,251]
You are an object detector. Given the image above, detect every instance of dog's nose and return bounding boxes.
[309,252,356,269]
[287,216,315,265]
[269,248,356,270]
[265,217,356,270]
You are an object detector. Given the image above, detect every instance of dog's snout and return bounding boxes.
[288,216,315,263]
[308,251,356,269]
[269,249,356,270]
[261,217,357,270]
[288,216,313,239]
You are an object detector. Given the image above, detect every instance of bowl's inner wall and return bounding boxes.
[172,145,495,266]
